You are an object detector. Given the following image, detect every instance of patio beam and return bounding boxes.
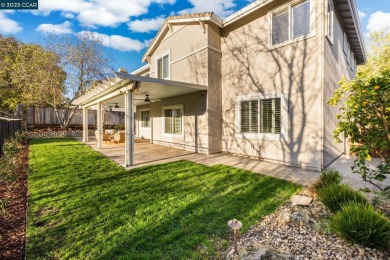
[124,91,134,167]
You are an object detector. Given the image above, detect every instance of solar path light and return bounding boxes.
[228,219,242,254]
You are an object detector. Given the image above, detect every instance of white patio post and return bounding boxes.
[150,114,154,144]
[82,107,89,143]
[125,91,134,167]
[97,102,103,149]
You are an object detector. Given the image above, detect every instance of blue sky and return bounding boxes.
[1,0,389,73]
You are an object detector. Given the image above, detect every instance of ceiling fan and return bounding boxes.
[106,103,124,111]
[135,94,161,103]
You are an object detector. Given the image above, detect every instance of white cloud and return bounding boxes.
[358,10,366,19]
[61,12,75,19]
[127,17,165,33]
[33,0,176,28]
[180,0,235,18]
[36,21,73,34]
[367,11,390,33]
[77,31,148,52]
[0,12,22,34]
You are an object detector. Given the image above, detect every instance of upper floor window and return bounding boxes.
[240,98,281,134]
[271,0,312,46]
[157,54,169,79]
[326,0,334,43]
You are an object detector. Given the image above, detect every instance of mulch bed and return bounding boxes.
[0,144,28,260]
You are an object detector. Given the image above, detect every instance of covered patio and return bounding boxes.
[73,69,208,167]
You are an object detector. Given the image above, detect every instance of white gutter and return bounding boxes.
[131,64,150,75]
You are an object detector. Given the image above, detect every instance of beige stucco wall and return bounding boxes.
[149,22,209,86]
[145,92,209,153]
[220,0,324,170]
[141,20,223,154]
[322,1,356,167]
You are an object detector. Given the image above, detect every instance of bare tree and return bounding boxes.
[45,32,113,128]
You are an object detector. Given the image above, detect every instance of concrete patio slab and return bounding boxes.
[76,137,320,187]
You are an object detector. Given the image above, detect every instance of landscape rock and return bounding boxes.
[225,190,390,260]
[291,195,313,206]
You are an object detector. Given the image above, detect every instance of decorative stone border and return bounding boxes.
[27,130,95,139]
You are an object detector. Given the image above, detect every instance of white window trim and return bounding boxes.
[269,0,316,50]
[140,108,151,129]
[235,93,288,141]
[155,49,171,80]
[325,0,334,44]
[162,104,184,138]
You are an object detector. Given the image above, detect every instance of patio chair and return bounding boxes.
[113,132,125,144]
[95,131,112,143]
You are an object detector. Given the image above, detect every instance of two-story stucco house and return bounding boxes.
[74,0,366,170]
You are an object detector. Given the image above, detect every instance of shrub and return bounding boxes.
[314,169,343,191]
[330,203,390,249]
[318,184,368,213]
[15,130,28,144]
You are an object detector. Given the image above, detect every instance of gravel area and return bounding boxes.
[226,189,390,260]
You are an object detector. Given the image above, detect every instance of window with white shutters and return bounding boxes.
[157,54,169,79]
[241,100,259,133]
[240,98,281,135]
[271,0,311,47]
[260,98,281,134]
[163,107,183,135]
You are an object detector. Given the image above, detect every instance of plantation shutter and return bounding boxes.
[260,98,281,134]
[292,0,311,38]
[241,100,259,133]
[163,55,169,79]
[272,9,289,45]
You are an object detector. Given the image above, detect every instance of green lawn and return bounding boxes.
[27,138,300,259]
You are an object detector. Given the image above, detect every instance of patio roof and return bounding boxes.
[73,72,208,108]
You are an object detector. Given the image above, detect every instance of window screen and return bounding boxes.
[157,54,169,79]
[292,1,311,38]
[272,9,289,45]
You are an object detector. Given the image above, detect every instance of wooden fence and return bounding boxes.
[27,107,124,127]
[0,117,22,157]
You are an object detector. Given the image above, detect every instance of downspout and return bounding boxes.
[320,0,326,170]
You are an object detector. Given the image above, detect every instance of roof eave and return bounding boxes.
[334,0,366,64]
